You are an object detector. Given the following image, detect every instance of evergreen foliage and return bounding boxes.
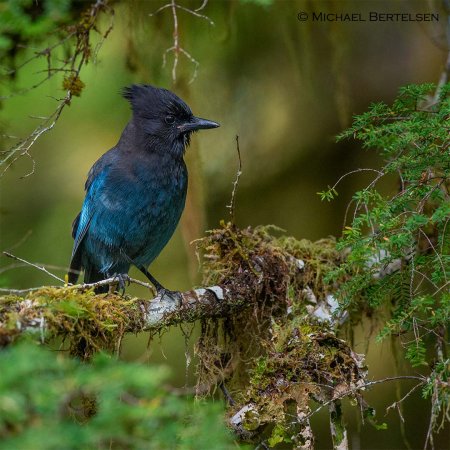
[0,342,235,450]
[322,83,450,435]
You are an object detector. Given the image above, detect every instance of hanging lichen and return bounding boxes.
[194,221,366,446]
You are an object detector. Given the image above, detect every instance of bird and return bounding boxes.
[68,84,219,294]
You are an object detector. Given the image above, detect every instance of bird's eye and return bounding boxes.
[165,115,175,125]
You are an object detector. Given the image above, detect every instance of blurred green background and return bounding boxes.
[0,0,449,448]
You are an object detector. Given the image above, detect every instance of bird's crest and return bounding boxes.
[122,84,192,119]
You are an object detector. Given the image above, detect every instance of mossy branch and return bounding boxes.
[0,283,242,354]
[0,222,346,358]
[0,251,317,356]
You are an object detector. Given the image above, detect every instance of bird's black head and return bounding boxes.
[122,84,219,155]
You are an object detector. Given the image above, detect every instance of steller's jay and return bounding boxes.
[68,84,219,293]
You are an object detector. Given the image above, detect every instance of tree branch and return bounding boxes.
[0,281,270,338]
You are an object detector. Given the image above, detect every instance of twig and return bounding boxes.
[150,0,213,84]
[3,230,33,252]
[330,168,384,193]
[0,93,70,178]
[0,275,156,296]
[418,228,448,283]
[176,4,214,25]
[386,381,423,422]
[298,376,425,423]
[2,252,66,283]
[0,286,60,295]
[1,251,155,292]
[170,0,179,82]
[0,0,113,178]
[73,276,155,292]
[195,0,208,12]
[0,262,73,276]
[1,33,76,82]
[0,275,154,295]
[226,135,242,223]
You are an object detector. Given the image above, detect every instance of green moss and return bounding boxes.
[194,222,365,441]
[268,423,289,447]
[62,74,85,96]
[0,287,144,359]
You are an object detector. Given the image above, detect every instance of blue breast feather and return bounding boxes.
[73,160,188,275]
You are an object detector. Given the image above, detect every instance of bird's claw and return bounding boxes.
[112,273,130,295]
[157,288,182,307]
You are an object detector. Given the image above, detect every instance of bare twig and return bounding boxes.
[0,0,113,178]
[0,286,61,295]
[418,228,448,283]
[176,4,214,25]
[0,34,76,88]
[195,0,208,12]
[74,276,155,292]
[1,93,71,178]
[170,0,179,82]
[299,376,426,424]
[150,0,213,84]
[0,249,157,293]
[2,252,66,283]
[0,262,72,276]
[386,381,423,422]
[226,135,242,223]
[0,275,155,295]
[330,168,384,193]
[3,230,33,252]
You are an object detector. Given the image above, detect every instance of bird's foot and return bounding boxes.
[111,273,130,295]
[135,266,181,305]
[157,287,183,307]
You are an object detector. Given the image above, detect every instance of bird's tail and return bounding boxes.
[68,253,108,294]
[68,250,82,285]
[84,264,109,294]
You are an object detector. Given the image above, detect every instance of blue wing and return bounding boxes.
[71,163,110,258]
[69,152,113,285]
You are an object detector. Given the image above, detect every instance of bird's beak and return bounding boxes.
[179,116,220,133]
